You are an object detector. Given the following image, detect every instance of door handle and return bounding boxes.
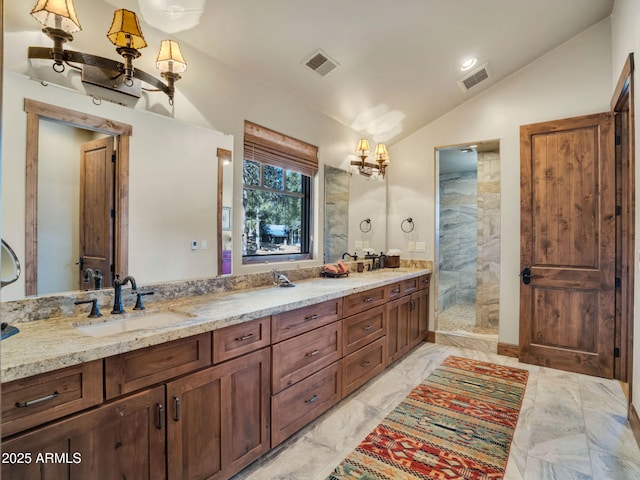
[520,267,532,285]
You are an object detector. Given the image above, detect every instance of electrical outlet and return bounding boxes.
[408,242,415,252]
[416,241,426,253]
[201,240,208,250]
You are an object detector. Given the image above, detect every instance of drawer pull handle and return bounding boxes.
[156,403,164,430]
[422,279,429,284]
[364,297,374,303]
[305,314,319,321]
[16,391,59,408]
[409,299,416,311]
[305,395,319,404]
[307,349,320,357]
[173,397,181,422]
[392,288,400,294]
[362,361,372,368]
[236,333,254,341]
[362,325,372,331]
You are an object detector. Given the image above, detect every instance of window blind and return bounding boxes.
[244,120,318,177]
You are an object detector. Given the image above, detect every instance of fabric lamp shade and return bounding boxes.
[356,139,370,154]
[31,0,82,33]
[107,9,147,49]
[156,40,187,74]
[374,143,389,162]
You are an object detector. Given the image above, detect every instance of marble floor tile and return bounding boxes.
[231,343,640,480]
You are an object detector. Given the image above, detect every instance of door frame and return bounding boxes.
[611,53,635,410]
[23,99,131,296]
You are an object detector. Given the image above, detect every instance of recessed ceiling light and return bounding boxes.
[460,58,477,71]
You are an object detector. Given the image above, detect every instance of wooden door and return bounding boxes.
[79,136,115,288]
[2,386,166,480]
[520,112,615,378]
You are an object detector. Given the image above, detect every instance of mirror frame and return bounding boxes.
[24,99,132,296]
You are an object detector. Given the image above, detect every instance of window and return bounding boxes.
[242,121,317,263]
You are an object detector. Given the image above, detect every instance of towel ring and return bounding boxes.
[359,218,372,233]
[401,217,414,233]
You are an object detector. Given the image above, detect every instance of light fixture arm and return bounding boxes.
[28,45,177,103]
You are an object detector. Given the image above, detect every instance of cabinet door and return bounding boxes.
[2,386,166,480]
[386,296,410,365]
[166,348,270,480]
[407,289,430,349]
[222,348,271,478]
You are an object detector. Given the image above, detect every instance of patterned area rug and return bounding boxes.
[326,355,529,480]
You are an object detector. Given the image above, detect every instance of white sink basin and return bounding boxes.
[73,311,195,337]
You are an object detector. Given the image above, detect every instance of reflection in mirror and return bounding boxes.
[23,99,131,297]
[38,121,115,294]
[2,73,234,301]
[1,240,21,288]
[324,165,349,263]
[217,148,233,275]
[323,165,387,263]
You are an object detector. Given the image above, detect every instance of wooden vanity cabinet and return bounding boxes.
[2,386,166,480]
[166,348,270,480]
[342,337,386,397]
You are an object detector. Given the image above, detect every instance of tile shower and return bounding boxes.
[437,147,501,337]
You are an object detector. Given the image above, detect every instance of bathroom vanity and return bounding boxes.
[1,268,430,479]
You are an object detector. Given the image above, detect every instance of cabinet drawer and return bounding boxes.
[386,282,402,300]
[105,332,212,399]
[271,361,341,447]
[342,337,386,397]
[343,305,386,355]
[418,274,431,290]
[272,299,342,343]
[400,277,420,295]
[213,316,270,364]
[343,286,386,316]
[272,321,342,393]
[2,360,103,438]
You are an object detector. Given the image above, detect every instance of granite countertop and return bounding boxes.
[1,268,431,383]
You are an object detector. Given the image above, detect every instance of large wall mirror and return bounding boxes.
[324,165,387,263]
[1,72,234,301]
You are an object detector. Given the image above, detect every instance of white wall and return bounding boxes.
[1,72,232,299]
[611,0,640,425]
[387,19,612,344]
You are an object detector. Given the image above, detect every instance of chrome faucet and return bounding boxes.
[272,269,295,287]
[111,274,137,314]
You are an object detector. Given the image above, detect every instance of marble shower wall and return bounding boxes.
[438,171,478,311]
[477,150,501,328]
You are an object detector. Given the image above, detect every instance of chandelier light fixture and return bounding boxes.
[350,138,390,178]
[28,0,187,105]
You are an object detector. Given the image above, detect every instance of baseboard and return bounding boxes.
[497,342,519,358]
[631,403,640,449]
[427,331,436,343]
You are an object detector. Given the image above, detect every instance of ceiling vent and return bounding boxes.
[304,50,339,77]
[457,62,491,92]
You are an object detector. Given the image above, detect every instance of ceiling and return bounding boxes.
[10,0,614,145]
